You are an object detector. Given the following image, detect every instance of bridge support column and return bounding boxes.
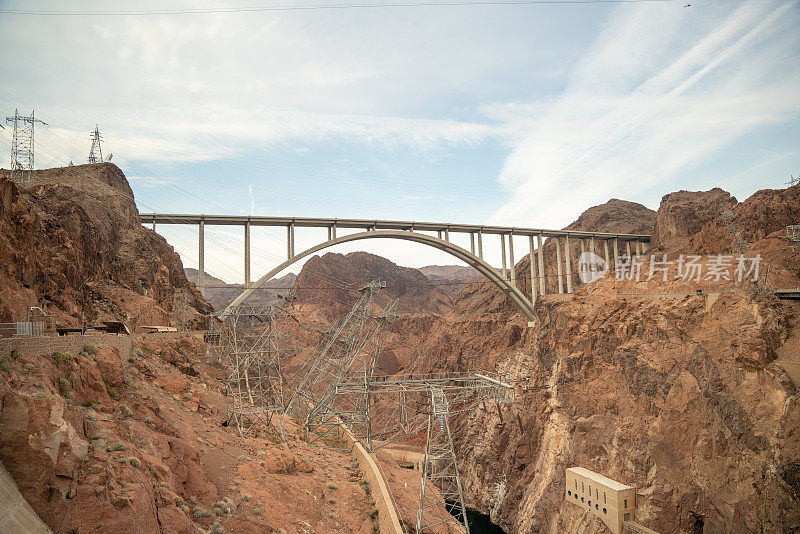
[244,221,251,288]
[555,236,564,294]
[470,233,475,255]
[444,228,449,242]
[590,236,595,256]
[642,241,650,254]
[500,234,507,279]
[152,220,156,232]
[613,238,619,265]
[565,235,573,294]
[537,234,545,295]
[198,218,205,291]
[635,240,642,256]
[529,236,538,303]
[332,224,337,239]
[477,231,483,260]
[580,239,586,255]
[437,230,442,240]
[508,233,515,285]
[626,240,632,258]
[603,239,610,276]
[287,223,295,259]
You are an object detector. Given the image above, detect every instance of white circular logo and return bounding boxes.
[578,252,607,284]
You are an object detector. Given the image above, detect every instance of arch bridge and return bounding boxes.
[139,214,651,321]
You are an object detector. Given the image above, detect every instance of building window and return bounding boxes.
[624,498,628,508]
[596,489,599,499]
[603,508,607,514]
[595,504,599,510]
[568,491,572,496]
[604,492,606,504]
[575,494,578,500]
[581,497,584,503]
[588,501,592,507]
[575,480,577,490]
[625,513,631,521]
[582,482,584,493]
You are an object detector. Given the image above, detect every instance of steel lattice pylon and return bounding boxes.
[417,387,470,534]
[306,370,514,533]
[213,300,297,438]
[286,280,397,425]
[5,109,47,184]
[171,289,191,332]
[88,125,103,164]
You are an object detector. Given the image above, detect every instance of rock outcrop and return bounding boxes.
[0,164,211,328]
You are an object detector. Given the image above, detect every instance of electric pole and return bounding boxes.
[88,124,103,164]
[5,109,47,183]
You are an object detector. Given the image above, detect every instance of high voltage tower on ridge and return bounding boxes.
[88,124,103,164]
[5,109,47,183]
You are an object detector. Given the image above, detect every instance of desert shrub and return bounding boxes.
[23,363,36,373]
[174,496,185,507]
[0,357,9,372]
[103,376,119,400]
[52,351,72,367]
[112,498,129,509]
[83,399,97,408]
[110,442,127,452]
[192,507,205,519]
[10,349,22,360]
[119,404,131,417]
[129,457,140,467]
[252,508,262,516]
[82,344,98,356]
[183,392,193,400]
[58,378,73,400]
[85,413,98,428]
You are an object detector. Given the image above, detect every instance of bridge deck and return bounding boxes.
[139,213,651,240]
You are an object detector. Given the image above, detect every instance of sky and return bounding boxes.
[0,0,798,284]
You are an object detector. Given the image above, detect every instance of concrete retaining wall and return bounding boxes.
[341,426,405,534]
[0,461,52,533]
[0,331,198,360]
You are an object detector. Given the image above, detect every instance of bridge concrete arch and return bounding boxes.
[224,230,535,320]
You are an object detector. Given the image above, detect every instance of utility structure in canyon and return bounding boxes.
[288,280,515,533]
[5,109,47,184]
[141,213,652,322]
[210,299,297,438]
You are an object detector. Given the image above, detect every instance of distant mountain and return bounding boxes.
[184,268,296,311]
[418,265,480,299]
[292,251,454,322]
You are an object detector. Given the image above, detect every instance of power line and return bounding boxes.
[0,0,683,17]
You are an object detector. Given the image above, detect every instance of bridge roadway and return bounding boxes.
[140,213,653,320]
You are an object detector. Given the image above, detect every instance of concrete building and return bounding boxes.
[565,467,636,534]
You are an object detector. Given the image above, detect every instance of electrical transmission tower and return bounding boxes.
[213,300,298,438]
[290,281,515,533]
[88,125,103,163]
[285,280,398,423]
[171,289,192,332]
[5,109,47,184]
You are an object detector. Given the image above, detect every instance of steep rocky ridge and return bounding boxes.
[393,186,800,533]
[0,164,210,328]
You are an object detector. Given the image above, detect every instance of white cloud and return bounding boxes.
[489,0,800,228]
